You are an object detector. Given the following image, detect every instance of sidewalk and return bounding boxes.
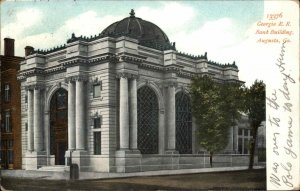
[0,165,265,180]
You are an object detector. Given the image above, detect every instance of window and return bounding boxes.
[94,117,101,129]
[4,84,10,102]
[175,92,192,154]
[7,140,13,164]
[137,86,159,154]
[93,82,102,98]
[94,132,101,155]
[5,111,11,133]
[237,128,252,154]
[25,94,28,103]
[25,123,28,131]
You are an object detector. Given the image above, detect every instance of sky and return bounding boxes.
[0,0,275,86]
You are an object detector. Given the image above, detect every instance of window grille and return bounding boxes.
[175,92,192,154]
[137,86,159,154]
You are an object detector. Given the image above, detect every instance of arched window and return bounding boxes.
[137,86,159,154]
[176,92,192,154]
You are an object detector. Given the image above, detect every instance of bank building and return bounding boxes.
[18,10,255,173]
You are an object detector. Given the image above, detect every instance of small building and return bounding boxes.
[18,10,255,173]
[0,38,24,169]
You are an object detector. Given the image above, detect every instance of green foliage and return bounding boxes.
[244,80,266,129]
[244,80,266,169]
[190,75,244,154]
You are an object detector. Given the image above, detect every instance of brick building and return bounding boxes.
[0,38,24,169]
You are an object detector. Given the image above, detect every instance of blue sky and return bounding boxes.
[0,0,264,85]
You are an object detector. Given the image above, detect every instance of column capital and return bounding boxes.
[25,84,45,91]
[161,81,178,88]
[65,75,89,83]
[116,72,139,80]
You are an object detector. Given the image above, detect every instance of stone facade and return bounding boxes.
[18,11,256,173]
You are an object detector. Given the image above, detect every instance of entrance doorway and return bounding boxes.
[50,88,68,165]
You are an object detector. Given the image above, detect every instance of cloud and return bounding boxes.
[61,11,122,37]
[1,8,42,39]
[171,18,240,57]
[2,9,122,56]
[135,2,195,35]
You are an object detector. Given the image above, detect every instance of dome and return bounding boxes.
[101,9,174,50]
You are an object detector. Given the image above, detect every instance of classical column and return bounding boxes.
[166,84,176,152]
[129,77,138,150]
[76,79,85,150]
[233,126,238,153]
[27,89,34,152]
[119,75,129,149]
[68,80,76,150]
[33,87,43,152]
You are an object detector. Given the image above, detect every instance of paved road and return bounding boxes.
[1,169,266,190]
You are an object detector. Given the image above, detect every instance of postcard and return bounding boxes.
[0,0,299,190]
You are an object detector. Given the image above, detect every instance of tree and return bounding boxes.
[244,80,266,169]
[190,75,243,167]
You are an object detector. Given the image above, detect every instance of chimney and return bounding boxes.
[4,38,15,56]
[25,46,34,56]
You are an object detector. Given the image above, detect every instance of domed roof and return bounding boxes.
[101,9,174,50]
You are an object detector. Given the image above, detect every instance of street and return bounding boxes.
[1,169,266,190]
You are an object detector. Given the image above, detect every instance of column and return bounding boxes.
[68,80,76,150]
[233,126,238,153]
[166,84,176,151]
[76,79,85,150]
[27,89,34,152]
[119,76,129,149]
[33,87,43,152]
[129,77,137,150]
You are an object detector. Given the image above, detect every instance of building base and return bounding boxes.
[67,150,89,172]
[115,149,141,173]
[24,151,47,170]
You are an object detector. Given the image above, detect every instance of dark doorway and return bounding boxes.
[50,88,68,165]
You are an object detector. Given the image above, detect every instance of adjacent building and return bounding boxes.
[18,10,256,173]
[0,38,24,169]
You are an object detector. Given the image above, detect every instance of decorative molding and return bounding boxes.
[25,84,45,91]
[118,54,145,64]
[65,75,89,83]
[161,81,178,88]
[116,72,139,79]
[59,56,88,67]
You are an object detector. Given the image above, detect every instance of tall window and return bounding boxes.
[175,92,192,154]
[93,82,102,98]
[94,117,102,129]
[4,84,10,102]
[5,111,11,133]
[238,128,252,154]
[137,86,159,154]
[94,132,101,155]
[7,140,13,164]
